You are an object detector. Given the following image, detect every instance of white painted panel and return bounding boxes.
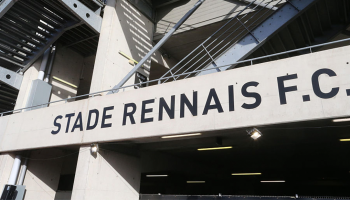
[0,46,350,152]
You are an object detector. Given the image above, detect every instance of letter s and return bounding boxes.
[241,82,261,109]
[51,115,63,134]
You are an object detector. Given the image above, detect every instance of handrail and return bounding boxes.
[106,0,206,94]
[159,0,284,84]
[1,38,350,117]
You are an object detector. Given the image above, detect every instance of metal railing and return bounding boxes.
[139,194,350,200]
[1,37,350,117]
[159,0,285,84]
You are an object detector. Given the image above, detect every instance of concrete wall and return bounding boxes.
[15,44,89,111]
[71,145,140,200]
[49,45,85,105]
[54,191,72,200]
[23,149,64,200]
[14,60,42,110]
[1,45,350,151]
[76,55,96,100]
[90,0,152,93]
[90,0,175,94]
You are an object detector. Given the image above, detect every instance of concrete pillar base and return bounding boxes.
[71,145,141,200]
[0,153,16,193]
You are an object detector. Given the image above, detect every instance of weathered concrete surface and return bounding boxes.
[23,149,64,200]
[90,0,175,94]
[71,145,140,200]
[0,46,350,152]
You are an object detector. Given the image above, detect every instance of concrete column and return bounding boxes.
[14,59,42,110]
[8,155,21,185]
[22,149,64,200]
[90,0,154,94]
[71,145,141,200]
[48,45,84,104]
[0,153,16,193]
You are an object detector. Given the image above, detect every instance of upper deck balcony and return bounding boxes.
[1,0,350,117]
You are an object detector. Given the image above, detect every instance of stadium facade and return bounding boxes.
[0,0,350,199]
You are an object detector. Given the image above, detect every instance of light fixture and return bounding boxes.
[340,139,350,142]
[246,128,262,140]
[146,175,168,177]
[161,133,202,139]
[261,180,285,183]
[187,181,205,183]
[232,173,262,176]
[198,146,232,151]
[333,118,350,122]
[90,143,99,153]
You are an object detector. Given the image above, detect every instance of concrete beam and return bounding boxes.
[0,0,17,19]
[0,66,22,90]
[58,0,103,33]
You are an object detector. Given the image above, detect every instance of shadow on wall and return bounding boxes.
[23,149,65,200]
[115,0,156,73]
[96,149,141,193]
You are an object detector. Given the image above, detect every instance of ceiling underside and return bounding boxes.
[100,118,350,196]
[156,0,350,70]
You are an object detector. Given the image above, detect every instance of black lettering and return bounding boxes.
[87,109,99,130]
[180,92,198,118]
[123,103,137,125]
[203,88,224,115]
[141,99,155,123]
[71,112,83,132]
[228,85,234,111]
[158,96,175,121]
[101,106,114,128]
[51,115,62,134]
[65,113,75,133]
[241,82,261,109]
[277,74,298,105]
[312,68,339,99]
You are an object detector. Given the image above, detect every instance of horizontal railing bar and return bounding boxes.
[162,0,279,83]
[1,38,350,117]
[160,0,260,79]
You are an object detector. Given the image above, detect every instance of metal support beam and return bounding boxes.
[197,0,319,76]
[107,0,206,94]
[0,0,17,18]
[20,22,77,73]
[243,0,278,11]
[0,66,22,90]
[58,0,103,33]
[63,35,99,48]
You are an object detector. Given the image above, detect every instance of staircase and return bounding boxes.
[0,0,104,115]
[0,0,80,71]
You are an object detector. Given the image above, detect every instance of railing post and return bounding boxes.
[169,70,177,81]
